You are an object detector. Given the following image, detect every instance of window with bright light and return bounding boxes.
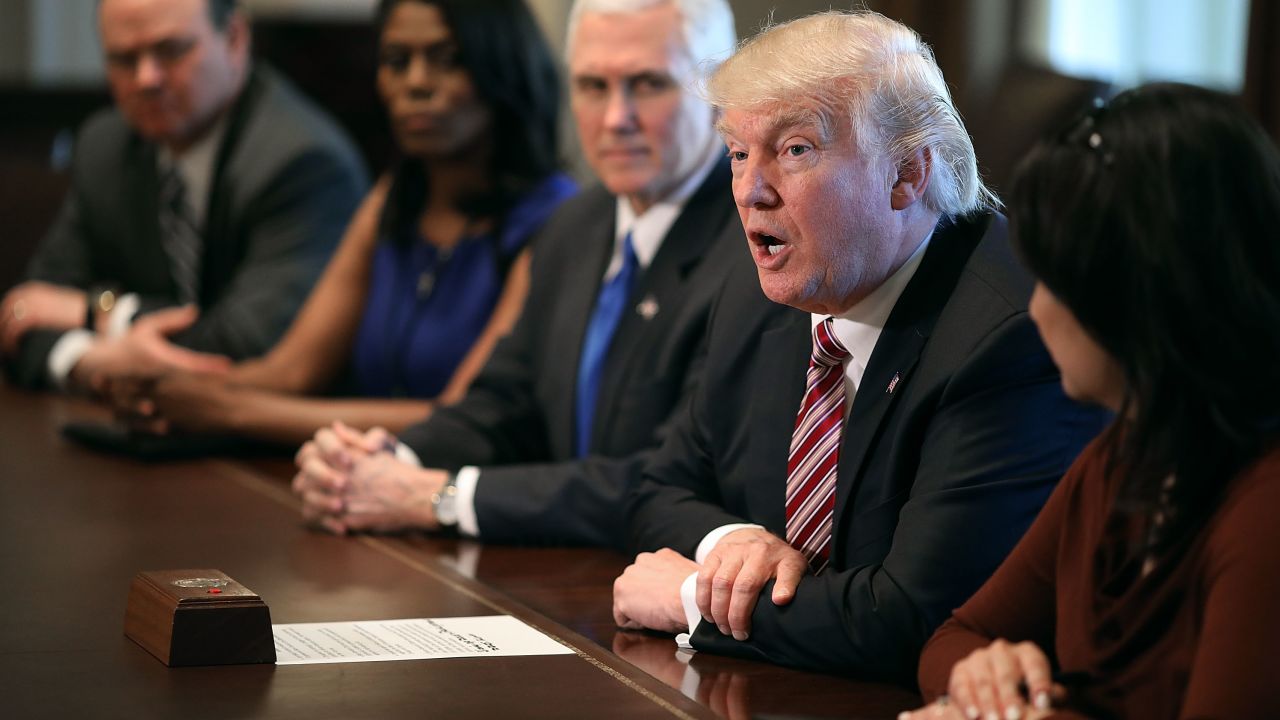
[1022,0,1251,91]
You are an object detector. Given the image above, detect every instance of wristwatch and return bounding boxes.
[431,472,459,529]
[84,284,119,331]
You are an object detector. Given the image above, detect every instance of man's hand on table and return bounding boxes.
[696,528,807,641]
[0,281,86,354]
[293,421,445,534]
[70,305,230,392]
[613,548,699,634]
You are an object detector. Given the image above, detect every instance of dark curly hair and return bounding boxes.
[375,0,561,230]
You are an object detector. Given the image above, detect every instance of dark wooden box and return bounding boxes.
[123,569,276,667]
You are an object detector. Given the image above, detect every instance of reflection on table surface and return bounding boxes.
[0,383,920,719]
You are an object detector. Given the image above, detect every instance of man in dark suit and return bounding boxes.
[290,0,741,550]
[0,0,366,391]
[611,11,1107,681]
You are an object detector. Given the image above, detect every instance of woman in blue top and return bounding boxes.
[135,0,575,444]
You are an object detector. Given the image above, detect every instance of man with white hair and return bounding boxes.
[291,0,743,550]
[612,11,1106,679]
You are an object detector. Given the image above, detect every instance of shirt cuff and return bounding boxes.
[107,292,140,338]
[394,442,422,466]
[454,466,480,538]
[674,571,701,650]
[46,329,94,390]
[695,523,766,564]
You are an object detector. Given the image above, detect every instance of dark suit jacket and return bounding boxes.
[628,212,1109,681]
[399,161,741,550]
[8,65,368,388]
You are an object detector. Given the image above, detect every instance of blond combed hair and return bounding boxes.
[708,11,997,215]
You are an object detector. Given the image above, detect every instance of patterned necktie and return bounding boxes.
[158,165,202,305]
[785,317,851,573]
[574,232,639,457]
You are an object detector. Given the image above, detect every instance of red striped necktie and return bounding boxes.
[785,317,850,574]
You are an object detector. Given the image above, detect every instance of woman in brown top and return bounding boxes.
[903,83,1280,720]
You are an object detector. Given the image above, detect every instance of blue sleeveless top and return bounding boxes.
[349,173,576,397]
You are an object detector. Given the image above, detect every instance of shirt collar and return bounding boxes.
[156,114,229,226]
[609,143,723,274]
[813,229,934,379]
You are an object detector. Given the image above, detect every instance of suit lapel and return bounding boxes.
[832,215,991,530]
[591,161,733,448]
[550,191,617,457]
[126,139,173,292]
[749,309,811,534]
[200,68,263,305]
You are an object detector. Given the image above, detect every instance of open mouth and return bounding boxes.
[750,231,788,259]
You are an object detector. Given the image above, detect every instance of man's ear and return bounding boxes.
[890,146,932,211]
[224,11,251,63]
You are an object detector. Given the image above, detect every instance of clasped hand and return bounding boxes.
[292,421,446,535]
[612,528,808,641]
[76,305,231,394]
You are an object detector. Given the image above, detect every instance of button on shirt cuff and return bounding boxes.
[675,571,700,650]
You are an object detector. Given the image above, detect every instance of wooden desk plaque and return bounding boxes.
[123,569,276,667]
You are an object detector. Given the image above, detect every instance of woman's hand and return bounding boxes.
[903,640,1063,720]
[145,370,240,434]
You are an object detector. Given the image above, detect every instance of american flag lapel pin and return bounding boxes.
[886,372,901,394]
[636,295,660,321]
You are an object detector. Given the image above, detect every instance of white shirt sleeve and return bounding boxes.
[46,329,94,390]
[675,571,701,650]
[453,466,481,538]
[107,293,140,337]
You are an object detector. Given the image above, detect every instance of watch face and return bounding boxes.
[436,485,459,526]
[437,501,457,526]
[96,290,117,314]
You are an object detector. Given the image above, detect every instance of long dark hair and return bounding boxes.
[376,0,561,233]
[1010,83,1280,557]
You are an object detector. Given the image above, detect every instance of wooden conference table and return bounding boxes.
[0,383,920,719]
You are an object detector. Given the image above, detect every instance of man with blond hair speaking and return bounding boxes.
[613,11,1105,679]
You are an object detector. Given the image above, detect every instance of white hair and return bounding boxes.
[708,11,997,216]
[565,0,737,78]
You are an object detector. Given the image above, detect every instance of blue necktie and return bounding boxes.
[575,232,639,457]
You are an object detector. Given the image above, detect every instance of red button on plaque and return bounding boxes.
[207,588,222,594]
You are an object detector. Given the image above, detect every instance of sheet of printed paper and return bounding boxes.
[273,615,573,665]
